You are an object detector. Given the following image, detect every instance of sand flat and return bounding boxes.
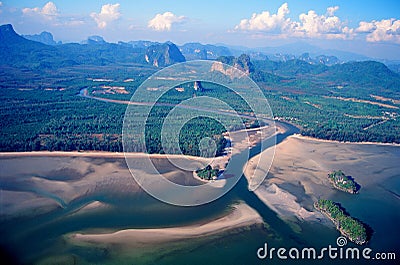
[244,134,400,221]
[0,152,216,217]
[68,202,263,245]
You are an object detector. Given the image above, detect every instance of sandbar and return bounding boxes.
[68,202,263,246]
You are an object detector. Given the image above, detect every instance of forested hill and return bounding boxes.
[0,24,61,67]
[251,58,400,98]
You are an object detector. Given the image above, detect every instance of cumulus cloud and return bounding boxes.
[22,1,58,20]
[296,6,352,39]
[21,2,85,27]
[235,3,291,32]
[148,12,186,31]
[91,3,121,29]
[234,3,352,40]
[357,18,400,43]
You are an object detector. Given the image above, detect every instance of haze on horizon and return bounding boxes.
[0,0,399,60]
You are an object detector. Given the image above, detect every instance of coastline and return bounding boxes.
[0,133,398,159]
[0,121,285,158]
[292,134,400,147]
[0,150,214,161]
[67,202,263,246]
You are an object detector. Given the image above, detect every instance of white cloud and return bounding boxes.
[21,2,86,28]
[234,3,353,40]
[296,6,351,39]
[357,21,376,33]
[0,2,3,7]
[91,3,121,29]
[235,3,291,32]
[22,1,58,20]
[148,12,186,31]
[357,19,400,43]
[326,6,339,16]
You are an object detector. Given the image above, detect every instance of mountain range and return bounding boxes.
[7,24,396,66]
[23,31,61,46]
[1,23,400,84]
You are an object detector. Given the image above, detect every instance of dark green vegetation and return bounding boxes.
[251,59,400,143]
[195,165,220,180]
[1,23,400,153]
[314,199,367,245]
[328,170,359,194]
[145,106,229,156]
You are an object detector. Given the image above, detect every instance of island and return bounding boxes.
[328,170,359,194]
[195,165,220,181]
[314,199,367,245]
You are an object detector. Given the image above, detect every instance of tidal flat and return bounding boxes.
[0,136,399,264]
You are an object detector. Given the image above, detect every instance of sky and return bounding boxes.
[0,0,399,59]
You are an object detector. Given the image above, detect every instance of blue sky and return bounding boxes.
[0,0,399,59]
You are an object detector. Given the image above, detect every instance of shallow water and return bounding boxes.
[1,151,398,264]
[0,123,399,264]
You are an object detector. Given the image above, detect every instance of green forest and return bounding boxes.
[328,170,359,194]
[1,50,400,153]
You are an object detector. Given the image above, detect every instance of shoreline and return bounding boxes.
[67,202,263,246]
[0,150,214,160]
[0,121,284,159]
[1,132,398,159]
[292,134,400,147]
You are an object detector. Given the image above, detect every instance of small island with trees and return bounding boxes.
[328,170,360,194]
[195,165,220,181]
[314,199,368,245]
